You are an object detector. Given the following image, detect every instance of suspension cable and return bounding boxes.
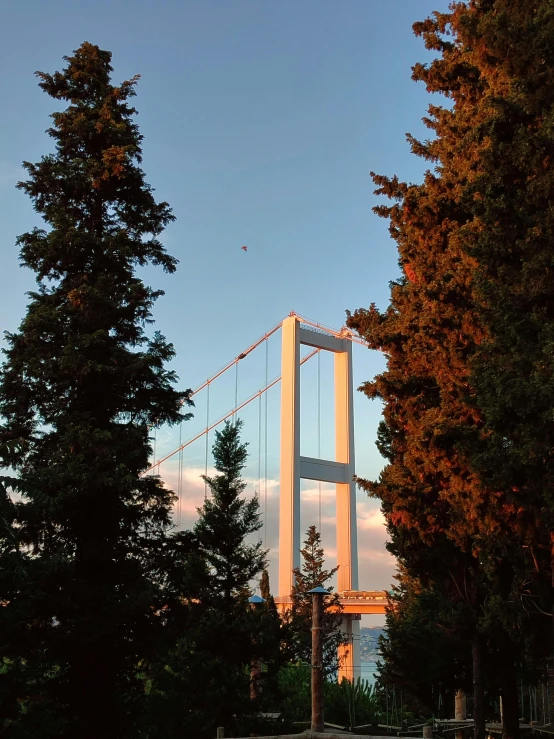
[142,347,320,476]
[317,349,322,533]
[183,319,285,405]
[204,381,210,499]
[234,361,239,425]
[177,422,183,528]
[258,389,262,544]
[144,312,364,474]
[264,336,269,549]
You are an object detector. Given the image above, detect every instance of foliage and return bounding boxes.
[195,419,266,606]
[377,567,472,716]
[146,419,280,739]
[287,525,346,677]
[347,2,554,733]
[273,664,382,731]
[0,43,191,738]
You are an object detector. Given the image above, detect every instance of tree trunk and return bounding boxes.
[551,531,554,670]
[473,631,485,739]
[500,648,520,739]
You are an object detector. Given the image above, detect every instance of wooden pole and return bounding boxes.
[311,590,324,733]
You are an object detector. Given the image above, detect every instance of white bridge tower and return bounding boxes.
[277,314,360,682]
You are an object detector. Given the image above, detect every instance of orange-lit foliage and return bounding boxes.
[349,1,554,726]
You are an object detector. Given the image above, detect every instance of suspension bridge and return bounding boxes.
[143,312,387,682]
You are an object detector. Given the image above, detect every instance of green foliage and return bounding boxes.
[286,525,345,677]
[146,419,281,739]
[348,1,554,730]
[378,568,472,716]
[273,664,382,731]
[0,43,190,738]
[195,419,266,606]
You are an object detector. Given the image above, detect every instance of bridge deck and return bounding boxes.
[275,590,388,615]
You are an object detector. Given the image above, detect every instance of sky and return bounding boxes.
[0,0,452,624]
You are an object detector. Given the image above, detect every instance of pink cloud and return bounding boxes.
[154,462,396,607]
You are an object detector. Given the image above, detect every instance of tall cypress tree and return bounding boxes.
[346,4,554,736]
[0,43,190,738]
[457,0,554,670]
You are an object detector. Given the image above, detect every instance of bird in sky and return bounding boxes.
[241,245,248,252]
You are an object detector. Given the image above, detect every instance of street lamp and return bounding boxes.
[307,586,329,733]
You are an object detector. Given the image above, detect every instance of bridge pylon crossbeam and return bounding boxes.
[278,315,361,682]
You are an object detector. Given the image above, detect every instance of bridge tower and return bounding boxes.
[278,314,360,682]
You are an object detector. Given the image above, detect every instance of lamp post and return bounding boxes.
[248,594,266,700]
[308,586,329,733]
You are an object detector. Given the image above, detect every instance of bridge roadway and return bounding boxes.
[275,590,388,615]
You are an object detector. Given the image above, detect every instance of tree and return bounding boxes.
[346,4,554,737]
[0,43,191,738]
[378,565,472,716]
[180,419,270,733]
[454,0,554,670]
[288,525,345,677]
[195,419,266,607]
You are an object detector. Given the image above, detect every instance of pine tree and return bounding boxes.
[288,525,345,677]
[195,419,266,606]
[0,43,191,738]
[183,419,270,732]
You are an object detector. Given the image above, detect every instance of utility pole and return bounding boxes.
[309,587,328,733]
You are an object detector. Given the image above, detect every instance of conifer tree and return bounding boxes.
[195,419,266,606]
[378,566,472,716]
[288,525,345,677]
[183,419,271,732]
[454,0,554,668]
[346,4,554,736]
[0,43,190,738]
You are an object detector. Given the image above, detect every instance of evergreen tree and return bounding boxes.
[288,525,345,677]
[178,419,269,733]
[195,419,266,606]
[346,4,554,736]
[454,0,554,669]
[0,43,191,738]
[378,566,472,716]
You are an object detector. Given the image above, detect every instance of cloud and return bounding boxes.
[156,465,397,595]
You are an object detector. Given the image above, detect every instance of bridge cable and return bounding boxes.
[258,389,262,544]
[264,337,269,549]
[204,382,210,499]
[177,422,183,528]
[234,361,239,425]
[140,347,320,475]
[152,428,157,475]
[317,350,322,534]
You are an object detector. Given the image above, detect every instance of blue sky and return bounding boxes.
[1,0,450,607]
